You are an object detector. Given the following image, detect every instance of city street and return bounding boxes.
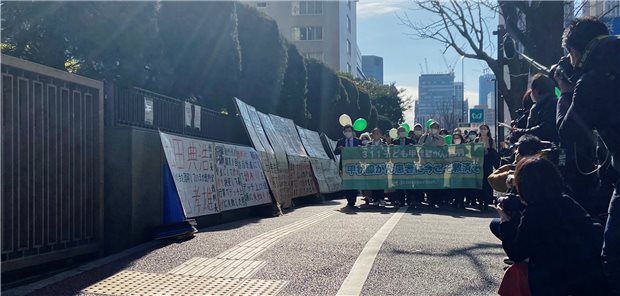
[16,198,504,296]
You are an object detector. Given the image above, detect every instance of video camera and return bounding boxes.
[550,55,578,85]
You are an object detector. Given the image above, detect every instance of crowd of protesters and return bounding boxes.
[335,16,619,295]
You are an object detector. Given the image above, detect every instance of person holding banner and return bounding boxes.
[391,126,414,146]
[391,126,414,206]
[411,124,424,144]
[419,122,446,146]
[335,124,363,207]
[367,128,388,206]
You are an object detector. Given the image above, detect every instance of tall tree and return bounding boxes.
[158,1,241,111]
[401,0,565,118]
[278,41,309,125]
[236,3,288,114]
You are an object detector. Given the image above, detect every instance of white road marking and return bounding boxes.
[336,206,409,296]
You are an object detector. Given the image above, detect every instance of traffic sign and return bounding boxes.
[470,109,484,123]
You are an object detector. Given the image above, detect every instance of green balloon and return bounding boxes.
[425,118,434,129]
[401,123,411,134]
[554,87,561,99]
[444,134,453,145]
[353,118,367,131]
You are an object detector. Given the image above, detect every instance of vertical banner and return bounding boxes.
[144,97,154,125]
[194,105,201,129]
[184,101,192,127]
[235,98,290,208]
[160,132,272,217]
[269,114,318,198]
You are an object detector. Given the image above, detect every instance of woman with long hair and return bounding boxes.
[475,124,500,210]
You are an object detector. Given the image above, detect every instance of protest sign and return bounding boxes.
[235,98,288,208]
[341,144,485,190]
[160,132,271,218]
[297,126,341,193]
[258,112,294,207]
[269,115,318,197]
[213,142,272,211]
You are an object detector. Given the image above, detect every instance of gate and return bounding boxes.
[1,54,104,271]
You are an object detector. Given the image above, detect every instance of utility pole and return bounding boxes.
[493,25,506,151]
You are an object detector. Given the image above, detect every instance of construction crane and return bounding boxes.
[440,50,460,74]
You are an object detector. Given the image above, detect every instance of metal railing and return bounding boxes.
[105,85,250,146]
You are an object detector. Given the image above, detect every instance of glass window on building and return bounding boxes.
[293,1,323,15]
[291,26,322,41]
[257,2,267,8]
[347,63,352,73]
[347,16,351,33]
[346,39,351,56]
[304,52,324,61]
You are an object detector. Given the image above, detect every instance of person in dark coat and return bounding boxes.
[554,17,620,293]
[512,74,559,144]
[475,124,500,210]
[391,126,414,146]
[498,156,609,295]
[334,124,363,207]
[391,126,413,206]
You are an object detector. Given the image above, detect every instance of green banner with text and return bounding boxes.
[341,144,485,190]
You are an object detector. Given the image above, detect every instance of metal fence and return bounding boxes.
[105,85,250,146]
[1,54,104,272]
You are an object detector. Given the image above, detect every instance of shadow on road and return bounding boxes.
[391,242,504,293]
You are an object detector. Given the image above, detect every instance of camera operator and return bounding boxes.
[488,135,546,242]
[498,156,609,295]
[554,16,620,293]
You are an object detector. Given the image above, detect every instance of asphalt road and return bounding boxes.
[19,198,505,296]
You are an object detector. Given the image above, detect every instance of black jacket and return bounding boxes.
[558,36,620,168]
[500,194,608,295]
[522,93,559,143]
[334,137,362,155]
[391,138,414,146]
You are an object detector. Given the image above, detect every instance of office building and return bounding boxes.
[582,0,620,18]
[362,55,383,84]
[478,73,495,108]
[253,1,364,78]
[415,73,464,129]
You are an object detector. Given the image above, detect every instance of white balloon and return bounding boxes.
[339,114,352,126]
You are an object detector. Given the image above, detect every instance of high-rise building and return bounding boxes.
[362,55,383,84]
[253,1,364,78]
[454,82,466,123]
[478,73,495,108]
[581,0,620,34]
[415,73,462,129]
[582,0,620,18]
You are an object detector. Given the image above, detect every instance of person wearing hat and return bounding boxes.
[410,123,424,144]
[419,121,445,146]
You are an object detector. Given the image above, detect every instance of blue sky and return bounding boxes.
[357,0,498,123]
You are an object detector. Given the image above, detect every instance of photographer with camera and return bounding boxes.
[488,135,546,241]
[497,156,609,295]
[553,17,620,293]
